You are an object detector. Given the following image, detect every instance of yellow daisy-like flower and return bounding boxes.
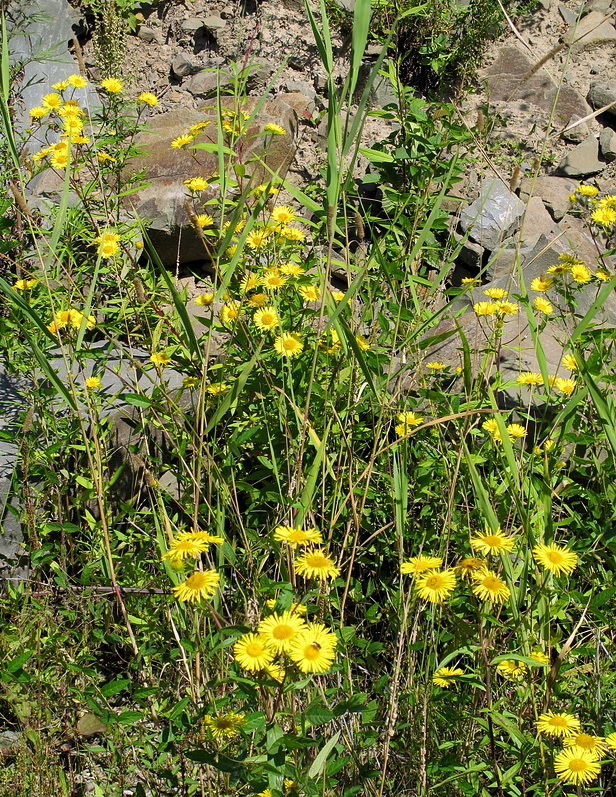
[461,277,480,285]
[599,194,616,209]
[484,288,508,299]
[252,183,279,197]
[432,667,464,687]
[554,748,601,785]
[28,106,48,118]
[162,536,209,563]
[355,334,370,351]
[530,649,550,665]
[137,92,158,106]
[425,361,446,370]
[51,79,70,91]
[100,77,123,93]
[536,711,581,737]
[67,74,88,88]
[177,531,224,547]
[246,230,269,250]
[234,633,275,671]
[330,289,345,301]
[194,293,214,306]
[454,557,486,580]
[517,372,544,386]
[97,152,116,164]
[264,123,286,135]
[196,214,214,228]
[496,659,526,680]
[562,354,577,370]
[592,207,616,226]
[13,278,37,290]
[400,555,443,575]
[533,542,577,575]
[93,231,121,258]
[85,376,102,390]
[570,263,592,283]
[279,262,305,277]
[605,732,616,751]
[189,121,211,135]
[205,381,230,396]
[415,569,457,603]
[262,271,288,290]
[183,177,209,192]
[274,333,303,357]
[596,268,612,281]
[271,206,296,224]
[150,352,171,366]
[530,276,553,292]
[204,713,245,739]
[220,302,240,324]
[495,300,519,316]
[472,570,511,603]
[41,92,62,109]
[265,599,307,616]
[482,419,502,442]
[288,623,337,674]
[298,284,321,302]
[554,377,576,396]
[469,529,515,556]
[254,306,279,331]
[507,423,526,439]
[273,525,323,547]
[248,292,268,308]
[577,184,599,197]
[295,550,340,580]
[258,790,272,797]
[172,569,220,603]
[240,273,260,294]
[258,611,307,652]
[278,226,305,241]
[50,150,69,169]
[533,296,553,315]
[171,133,194,149]
[395,411,423,437]
[473,301,498,316]
[563,734,607,758]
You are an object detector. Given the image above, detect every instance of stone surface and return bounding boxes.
[137,26,164,44]
[483,46,591,124]
[565,11,616,49]
[518,175,580,221]
[181,18,205,34]
[516,195,559,247]
[600,126,616,161]
[562,114,590,142]
[555,136,603,176]
[587,80,616,114]
[201,15,227,33]
[185,71,230,97]
[172,53,199,78]
[459,178,526,251]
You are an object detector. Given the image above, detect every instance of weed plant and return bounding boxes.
[1,1,616,796]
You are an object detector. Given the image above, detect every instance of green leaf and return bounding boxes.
[121,393,153,408]
[307,731,340,779]
[358,146,395,163]
[99,678,131,697]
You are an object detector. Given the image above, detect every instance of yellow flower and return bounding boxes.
[530,276,553,292]
[240,272,261,293]
[605,732,616,751]
[178,530,224,547]
[530,649,550,665]
[50,150,69,169]
[189,121,211,135]
[220,302,240,324]
[536,711,581,737]
[205,382,230,396]
[400,555,443,575]
[482,419,502,442]
[395,411,423,437]
[577,184,599,197]
[472,570,511,603]
[288,623,337,674]
[204,713,245,739]
[28,106,48,119]
[484,288,508,299]
[265,599,307,616]
[570,263,592,283]
[454,557,486,580]
[264,123,286,135]
[563,734,607,757]
[274,333,303,357]
[234,633,275,671]
[51,79,70,91]
[194,293,214,306]
[473,301,498,316]
[533,296,553,315]
[298,284,320,302]
[172,569,220,603]
[246,229,270,250]
[533,542,577,575]
[598,194,616,209]
[252,183,279,197]
[41,92,62,109]
[415,569,457,603]
[68,74,88,88]
[100,77,123,93]
[254,306,279,331]
[183,177,209,192]
[137,92,158,106]
[274,525,323,548]
[595,268,612,281]
[278,226,305,241]
[279,262,305,277]
[554,377,576,396]
[432,667,464,688]
[196,214,214,228]
[554,748,601,785]
[425,361,446,370]
[162,536,209,563]
[562,354,577,371]
[496,659,526,680]
[150,352,171,366]
[495,300,519,315]
[271,205,296,224]
[330,289,345,301]
[295,550,340,580]
[248,292,268,308]
[93,231,121,258]
[13,278,37,290]
[84,376,102,390]
[517,372,544,386]
[97,152,116,164]
[469,529,515,556]
[262,271,288,290]
[355,334,370,351]
[507,423,526,439]
[591,206,616,226]
[258,611,307,652]
[171,134,194,149]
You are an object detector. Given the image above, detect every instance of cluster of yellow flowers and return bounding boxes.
[162,530,224,601]
[571,183,616,230]
[47,308,95,334]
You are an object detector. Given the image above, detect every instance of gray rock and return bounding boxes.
[284,80,317,99]
[137,26,164,44]
[451,231,484,268]
[587,80,616,115]
[555,136,603,176]
[172,53,199,78]
[584,0,613,12]
[516,195,559,247]
[181,17,205,34]
[0,730,21,754]
[518,175,579,221]
[185,71,227,97]
[201,15,227,33]
[600,127,616,161]
[565,10,616,48]
[562,114,590,142]
[459,178,526,251]
[559,3,578,24]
